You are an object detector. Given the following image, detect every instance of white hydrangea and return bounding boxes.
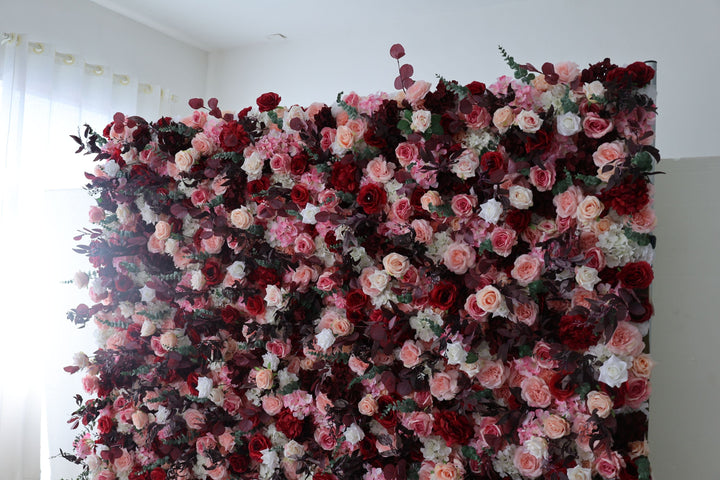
[597,224,635,268]
[409,309,444,342]
[191,270,206,290]
[135,197,159,224]
[155,405,170,424]
[349,246,374,271]
[462,129,496,154]
[492,445,521,480]
[139,285,156,303]
[277,369,299,389]
[385,179,404,203]
[420,436,452,464]
[103,160,120,177]
[182,216,201,238]
[425,231,453,263]
[259,449,279,479]
[262,352,280,371]
[245,388,263,406]
[242,151,265,180]
[272,173,295,189]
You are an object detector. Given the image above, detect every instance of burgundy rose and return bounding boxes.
[357,183,387,215]
[221,305,241,324]
[466,81,486,96]
[248,433,272,462]
[290,184,310,208]
[244,295,266,316]
[97,416,113,434]
[290,152,308,175]
[202,259,223,285]
[248,266,281,287]
[186,372,199,396]
[219,120,251,153]
[345,289,369,312]
[548,373,577,402]
[599,175,650,216]
[630,297,654,323]
[558,314,600,350]
[375,395,399,429]
[330,161,359,193]
[256,92,281,112]
[227,453,250,473]
[626,61,655,87]
[313,474,337,480]
[505,209,531,232]
[246,176,270,201]
[524,128,552,154]
[480,151,506,178]
[433,410,474,446]
[114,274,133,292]
[618,261,654,289]
[275,409,303,439]
[428,281,458,310]
[149,468,166,480]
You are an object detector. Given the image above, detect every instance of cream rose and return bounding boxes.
[556,112,582,136]
[575,265,600,291]
[508,185,533,210]
[493,106,515,132]
[586,391,613,418]
[515,109,543,133]
[476,285,503,313]
[230,207,254,229]
[383,252,410,278]
[576,195,604,223]
[411,109,432,133]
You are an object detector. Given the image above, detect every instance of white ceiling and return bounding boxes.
[89,0,508,52]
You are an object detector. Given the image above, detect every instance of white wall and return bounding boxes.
[1,0,209,116]
[207,0,720,161]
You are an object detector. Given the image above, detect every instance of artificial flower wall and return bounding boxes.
[64,47,658,480]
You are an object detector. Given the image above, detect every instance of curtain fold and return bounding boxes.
[0,33,177,480]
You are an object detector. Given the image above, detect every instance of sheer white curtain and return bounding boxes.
[0,33,178,480]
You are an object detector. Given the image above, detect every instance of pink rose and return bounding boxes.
[594,451,625,479]
[320,127,335,151]
[191,132,215,156]
[315,272,336,292]
[255,368,274,390]
[592,141,625,167]
[366,157,395,183]
[543,414,570,439]
[266,339,291,358]
[147,234,166,254]
[89,206,105,223]
[113,449,133,473]
[514,447,543,478]
[195,434,217,455]
[632,353,655,378]
[515,301,539,326]
[411,219,434,244]
[181,110,207,129]
[464,294,488,321]
[405,80,432,106]
[625,376,651,408]
[97,470,116,480]
[554,185,583,218]
[398,340,422,368]
[520,376,552,408]
[629,206,657,233]
[331,317,353,336]
[463,105,491,129]
[206,463,228,480]
[434,462,461,480]
[477,360,506,389]
[529,164,556,192]
[510,254,542,286]
[515,110,543,133]
[183,408,205,429]
[201,235,224,254]
[430,371,459,401]
[293,233,316,255]
[154,220,172,241]
[395,142,419,167]
[532,341,557,369]
[402,411,434,438]
[262,395,284,416]
[348,356,370,375]
[442,241,477,274]
[555,61,580,83]
[390,197,413,223]
[450,194,477,217]
[582,113,614,139]
[607,321,645,357]
[490,227,517,257]
[269,153,291,174]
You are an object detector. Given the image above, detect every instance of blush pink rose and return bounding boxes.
[594,451,625,479]
[586,390,613,418]
[411,219,434,245]
[358,395,379,416]
[183,408,205,429]
[255,368,274,390]
[592,141,625,167]
[293,233,316,255]
[366,157,395,183]
[442,241,477,274]
[510,254,542,286]
[629,206,657,233]
[262,395,284,416]
[390,197,413,223]
[191,132,215,155]
[405,80,432,106]
[476,285,502,313]
[147,234,166,254]
[315,272,336,292]
[625,376,651,408]
[582,113,614,139]
[266,339,291,358]
[429,371,459,401]
[464,294,488,321]
[514,447,543,478]
[401,411,434,438]
[477,360,506,389]
[88,206,105,223]
[451,194,477,217]
[554,185,583,218]
[555,61,580,83]
[395,142,419,167]
[532,341,558,369]
[201,235,224,254]
[514,301,539,326]
[96,470,116,480]
[543,414,570,439]
[607,321,645,357]
[463,105,491,129]
[490,227,517,257]
[520,376,552,408]
[348,355,370,375]
[398,340,422,368]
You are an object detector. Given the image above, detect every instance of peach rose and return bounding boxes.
[493,106,515,133]
[434,462,460,480]
[543,414,570,439]
[628,440,649,459]
[477,360,506,389]
[383,252,410,278]
[514,447,543,478]
[607,321,645,357]
[629,206,657,233]
[191,132,215,155]
[358,395,378,416]
[430,371,459,401]
[348,356,369,375]
[586,390,613,418]
[154,220,172,241]
[131,410,149,430]
[160,332,177,349]
[520,376,552,408]
[262,395,284,416]
[420,191,443,212]
[331,317,353,336]
[398,340,422,367]
[511,254,542,286]
[147,234,165,254]
[405,80,432,106]
[576,196,604,223]
[333,124,355,152]
[476,285,503,313]
[230,207,254,229]
[411,219,434,244]
[255,368,274,390]
[401,411,433,438]
[174,148,197,172]
[442,241,477,275]
[632,353,655,378]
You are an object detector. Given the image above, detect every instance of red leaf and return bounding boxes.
[208,98,219,109]
[394,76,404,90]
[399,64,414,78]
[389,43,405,60]
[188,98,204,109]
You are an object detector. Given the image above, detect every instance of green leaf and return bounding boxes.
[277,381,300,395]
[478,239,493,254]
[466,351,479,364]
[575,172,601,187]
[461,445,482,462]
[552,172,573,195]
[396,292,413,304]
[437,76,470,99]
[428,113,444,136]
[632,151,654,172]
[528,280,547,301]
[637,456,651,480]
[517,344,533,357]
[519,168,531,177]
[383,398,418,415]
[560,87,579,114]
[575,383,592,399]
[247,224,264,237]
[498,45,535,84]
[206,194,224,208]
[335,92,359,119]
[427,202,454,218]
[397,118,412,135]
[623,227,653,246]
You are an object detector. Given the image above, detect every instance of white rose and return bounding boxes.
[196,376,213,398]
[227,261,246,279]
[282,105,307,132]
[191,270,206,290]
[583,81,605,102]
[300,203,320,224]
[411,109,432,132]
[242,151,265,180]
[598,355,628,388]
[344,423,365,445]
[515,110,543,133]
[139,285,156,303]
[523,437,548,460]
[508,185,533,210]
[575,265,600,291]
[368,270,390,292]
[264,285,286,309]
[556,112,582,136]
[479,198,504,224]
[445,342,468,366]
[72,352,90,368]
[316,328,336,351]
[284,440,305,460]
[567,466,592,480]
[116,204,132,224]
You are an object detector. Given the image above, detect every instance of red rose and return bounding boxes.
[480,151,506,179]
[290,184,310,208]
[313,474,337,480]
[345,289,368,312]
[114,274,133,292]
[558,314,600,350]
[548,373,577,402]
[433,410,473,446]
[626,61,655,87]
[290,152,308,175]
[248,433,272,462]
[630,297,654,323]
[186,371,199,395]
[246,176,270,201]
[275,409,303,439]
[149,468,166,480]
[219,120,251,153]
[244,295,266,316]
[466,81,486,96]
[227,453,250,473]
[256,92,281,112]
[330,161,359,193]
[618,261,654,289]
[201,259,223,285]
[375,395,399,429]
[428,281,458,310]
[248,266,281,288]
[357,183,387,215]
[221,305,241,324]
[97,416,113,434]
